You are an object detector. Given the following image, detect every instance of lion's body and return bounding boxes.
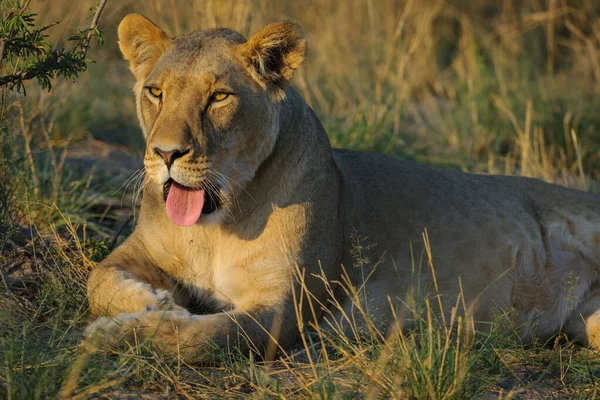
[334,149,600,340]
[86,15,600,361]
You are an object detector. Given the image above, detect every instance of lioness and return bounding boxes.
[87,14,600,362]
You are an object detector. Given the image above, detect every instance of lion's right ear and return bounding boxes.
[118,14,170,80]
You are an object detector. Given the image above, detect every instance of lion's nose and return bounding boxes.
[153,147,190,170]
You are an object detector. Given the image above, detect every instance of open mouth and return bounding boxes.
[163,179,220,226]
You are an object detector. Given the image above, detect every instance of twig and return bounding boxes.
[15,102,40,197]
[39,20,62,33]
[81,0,108,60]
[0,39,6,66]
[0,57,84,86]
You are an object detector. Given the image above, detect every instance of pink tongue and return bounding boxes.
[165,182,205,226]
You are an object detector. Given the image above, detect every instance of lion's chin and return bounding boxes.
[163,179,220,226]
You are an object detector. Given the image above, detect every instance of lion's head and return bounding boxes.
[118,14,306,226]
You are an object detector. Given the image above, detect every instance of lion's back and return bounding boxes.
[331,148,600,279]
[332,148,600,227]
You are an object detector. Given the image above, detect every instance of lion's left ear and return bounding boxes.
[239,21,306,97]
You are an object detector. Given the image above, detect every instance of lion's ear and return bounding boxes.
[240,21,306,97]
[118,14,170,80]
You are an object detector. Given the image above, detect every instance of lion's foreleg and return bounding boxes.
[85,304,298,363]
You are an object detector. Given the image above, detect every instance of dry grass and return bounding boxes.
[3,0,600,398]
[31,0,600,180]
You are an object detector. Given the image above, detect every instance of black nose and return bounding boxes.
[154,147,190,169]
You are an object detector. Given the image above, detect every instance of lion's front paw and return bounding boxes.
[88,270,190,316]
[83,310,194,353]
[84,313,143,350]
[152,290,189,314]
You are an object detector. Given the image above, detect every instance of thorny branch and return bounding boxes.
[0,0,108,88]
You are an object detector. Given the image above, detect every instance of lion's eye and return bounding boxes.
[212,92,229,102]
[148,87,162,98]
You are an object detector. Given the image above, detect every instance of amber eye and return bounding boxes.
[212,92,229,102]
[148,87,162,98]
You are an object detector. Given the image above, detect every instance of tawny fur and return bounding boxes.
[86,14,600,362]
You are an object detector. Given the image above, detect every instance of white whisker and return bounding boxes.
[115,168,145,211]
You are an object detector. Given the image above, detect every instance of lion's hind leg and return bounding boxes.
[563,283,600,349]
[531,210,600,345]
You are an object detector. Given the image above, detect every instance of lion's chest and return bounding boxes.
[171,235,285,311]
[148,204,304,311]
[209,257,250,306]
